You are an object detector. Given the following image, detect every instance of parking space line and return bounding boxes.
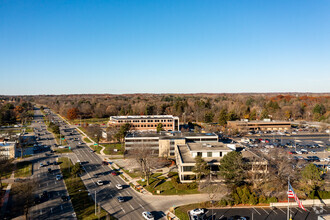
[295,207,303,213]
[261,207,269,214]
[121,207,126,213]
[271,208,278,214]
[252,207,261,215]
[139,203,144,209]
[129,204,134,210]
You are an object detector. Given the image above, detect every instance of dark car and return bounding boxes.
[111,171,118,176]
[41,191,49,201]
[48,168,52,173]
[61,195,69,202]
[117,196,124,203]
[102,161,108,166]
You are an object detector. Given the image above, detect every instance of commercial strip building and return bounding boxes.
[108,115,180,131]
[125,132,219,157]
[227,119,292,132]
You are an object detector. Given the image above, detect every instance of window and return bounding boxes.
[220,152,222,157]
[183,166,194,172]
[207,152,212,157]
[197,152,202,157]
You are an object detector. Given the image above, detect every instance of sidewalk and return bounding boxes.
[0,172,15,217]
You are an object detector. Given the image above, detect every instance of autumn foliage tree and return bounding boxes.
[67,107,79,120]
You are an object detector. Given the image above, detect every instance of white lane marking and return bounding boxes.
[121,207,126,213]
[51,208,53,213]
[126,191,131,195]
[40,209,42,214]
[139,203,144,209]
[271,208,278,214]
[129,204,134,210]
[295,207,303,213]
[261,207,269,214]
[61,205,63,210]
[39,184,41,187]
[219,215,224,219]
[252,207,261,215]
[57,192,60,196]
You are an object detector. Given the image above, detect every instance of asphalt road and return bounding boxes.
[46,109,164,220]
[199,205,330,220]
[29,108,76,219]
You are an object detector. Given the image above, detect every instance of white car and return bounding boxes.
[190,208,204,215]
[96,180,103,186]
[116,184,123,190]
[142,211,154,220]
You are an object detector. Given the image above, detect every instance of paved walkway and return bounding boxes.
[0,172,15,217]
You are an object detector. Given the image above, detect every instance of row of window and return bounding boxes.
[197,152,223,157]
[116,119,173,123]
[131,124,172,128]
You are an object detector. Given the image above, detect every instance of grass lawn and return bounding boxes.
[93,145,103,154]
[83,137,92,143]
[115,164,141,179]
[137,173,200,195]
[14,161,32,178]
[58,157,111,220]
[102,143,124,155]
[175,203,204,220]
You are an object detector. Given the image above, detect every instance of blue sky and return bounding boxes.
[0,0,329,95]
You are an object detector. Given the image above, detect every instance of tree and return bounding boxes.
[114,123,131,143]
[86,124,102,145]
[128,145,155,186]
[0,155,13,189]
[300,163,323,193]
[219,151,246,187]
[156,123,164,133]
[204,112,214,123]
[11,179,37,219]
[218,109,228,126]
[192,156,209,182]
[67,107,79,120]
[260,109,269,120]
[71,162,82,177]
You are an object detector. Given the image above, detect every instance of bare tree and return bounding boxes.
[0,154,13,188]
[11,179,37,219]
[128,144,164,186]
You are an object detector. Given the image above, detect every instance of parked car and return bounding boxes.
[48,168,52,173]
[96,180,103,186]
[116,184,123,190]
[56,175,62,180]
[61,195,69,202]
[117,196,124,203]
[142,211,154,220]
[190,208,204,215]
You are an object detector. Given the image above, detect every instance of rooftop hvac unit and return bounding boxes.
[207,144,213,148]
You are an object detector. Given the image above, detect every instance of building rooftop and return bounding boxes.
[177,142,233,164]
[125,131,218,139]
[187,142,232,152]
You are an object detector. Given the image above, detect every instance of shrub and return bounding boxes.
[219,199,228,206]
[258,195,268,204]
[249,194,258,205]
[267,197,278,203]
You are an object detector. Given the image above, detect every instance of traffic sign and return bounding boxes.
[69,147,71,150]
[94,143,98,146]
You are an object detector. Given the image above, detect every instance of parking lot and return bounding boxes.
[191,205,330,219]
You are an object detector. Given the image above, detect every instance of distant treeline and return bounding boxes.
[2,93,329,124]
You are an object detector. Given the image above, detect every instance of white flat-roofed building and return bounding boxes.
[175,142,234,183]
[0,141,16,159]
[108,115,179,131]
[125,132,218,157]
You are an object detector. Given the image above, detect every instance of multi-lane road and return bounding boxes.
[29,108,76,219]
[45,108,162,220]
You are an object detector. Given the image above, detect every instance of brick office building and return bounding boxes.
[108,115,179,131]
